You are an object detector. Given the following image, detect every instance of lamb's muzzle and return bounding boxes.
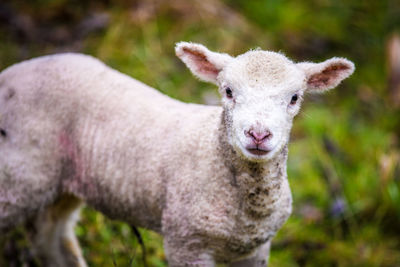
[247,129,273,144]
[0,42,354,266]
[243,128,273,156]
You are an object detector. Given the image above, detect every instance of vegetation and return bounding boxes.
[1,0,399,266]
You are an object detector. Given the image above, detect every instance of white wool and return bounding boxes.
[0,43,354,266]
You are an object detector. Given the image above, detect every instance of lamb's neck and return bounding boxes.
[233,148,288,218]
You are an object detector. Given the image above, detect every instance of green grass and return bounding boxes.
[1,0,400,266]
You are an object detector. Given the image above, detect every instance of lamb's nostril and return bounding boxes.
[248,129,272,143]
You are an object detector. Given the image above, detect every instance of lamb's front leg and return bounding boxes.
[32,194,87,267]
[228,242,271,267]
[163,238,215,267]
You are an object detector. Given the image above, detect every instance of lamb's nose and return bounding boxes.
[247,129,272,144]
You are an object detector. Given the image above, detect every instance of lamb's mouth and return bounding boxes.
[246,147,271,156]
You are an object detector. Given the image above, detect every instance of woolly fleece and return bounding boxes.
[0,44,354,266]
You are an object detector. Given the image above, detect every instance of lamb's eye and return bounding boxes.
[225,87,233,99]
[290,94,298,105]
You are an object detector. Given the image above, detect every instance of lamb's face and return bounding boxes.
[176,42,354,162]
[218,51,305,161]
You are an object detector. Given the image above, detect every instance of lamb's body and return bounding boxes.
[0,54,291,265]
[0,42,354,266]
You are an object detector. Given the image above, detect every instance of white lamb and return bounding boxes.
[0,42,354,266]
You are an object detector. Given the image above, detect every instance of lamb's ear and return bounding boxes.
[297,58,355,93]
[175,42,233,84]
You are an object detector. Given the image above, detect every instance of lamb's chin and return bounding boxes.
[235,141,287,162]
[235,146,273,162]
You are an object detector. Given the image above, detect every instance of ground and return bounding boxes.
[0,0,400,266]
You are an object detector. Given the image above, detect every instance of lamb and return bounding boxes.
[0,42,354,266]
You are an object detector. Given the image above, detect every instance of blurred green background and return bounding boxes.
[1,0,400,266]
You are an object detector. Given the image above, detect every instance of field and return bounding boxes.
[1,0,400,266]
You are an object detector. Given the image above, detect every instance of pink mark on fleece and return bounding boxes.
[59,131,84,176]
[58,131,94,197]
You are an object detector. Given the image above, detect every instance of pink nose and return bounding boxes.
[247,129,272,144]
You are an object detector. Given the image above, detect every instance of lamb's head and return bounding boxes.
[176,42,354,162]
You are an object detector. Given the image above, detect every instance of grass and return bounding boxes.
[1,0,400,266]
